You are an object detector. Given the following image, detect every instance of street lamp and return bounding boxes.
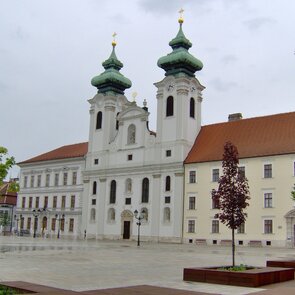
[32,209,39,238]
[55,213,65,239]
[134,209,145,247]
[14,214,22,235]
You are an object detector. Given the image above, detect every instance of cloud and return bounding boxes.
[210,78,238,92]
[10,26,29,41]
[221,54,238,65]
[243,17,276,31]
[109,14,130,25]
[0,81,8,93]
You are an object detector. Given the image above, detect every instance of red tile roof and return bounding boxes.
[0,182,17,206]
[19,142,88,165]
[185,112,295,164]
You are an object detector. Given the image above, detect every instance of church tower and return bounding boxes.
[155,13,205,162]
[87,35,132,167]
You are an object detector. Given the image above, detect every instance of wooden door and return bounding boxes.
[123,221,130,239]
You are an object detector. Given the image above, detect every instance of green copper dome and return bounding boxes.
[91,44,132,95]
[157,21,203,77]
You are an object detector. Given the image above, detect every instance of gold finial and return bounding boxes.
[112,32,117,47]
[132,91,138,102]
[178,8,184,24]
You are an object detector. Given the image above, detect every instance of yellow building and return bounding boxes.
[183,112,295,247]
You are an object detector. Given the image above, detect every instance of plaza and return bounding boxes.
[1,236,295,294]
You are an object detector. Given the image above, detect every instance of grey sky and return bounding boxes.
[1,0,294,178]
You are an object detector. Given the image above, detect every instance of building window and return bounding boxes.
[127,154,133,161]
[96,111,102,129]
[90,208,96,222]
[188,220,195,233]
[189,196,196,210]
[110,180,116,204]
[264,193,273,208]
[264,220,273,234]
[91,199,96,205]
[141,178,149,203]
[63,172,68,186]
[30,175,34,187]
[212,220,219,233]
[126,178,132,194]
[125,198,131,205]
[35,197,39,208]
[51,218,56,231]
[45,174,50,187]
[72,172,77,185]
[165,196,171,204]
[165,176,171,191]
[108,208,115,221]
[94,158,99,165]
[212,169,219,182]
[163,207,170,222]
[22,197,26,208]
[93,181,97,195]
[54,173,59,186]
[212,196,219,209]
[264,164,272,178]
[24,176,28,188]
[70,195,75,209]
[190,97,195,118]
[60,218,65,231]
[44,196,48,209]
[166,150,171,157]
[61,195,66,209]
[37,175,41,187]
[29,197,33,209]
[189,171,196,183]
[127,124,136,144]
[238,166,246,179]
[166,96,174,117]
[69,219,74,232]
[53,196,57,209]
[20,217,24,230]
[27,217,31,230]
[237,222,245,234]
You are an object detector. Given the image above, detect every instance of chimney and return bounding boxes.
[228,113,243,122]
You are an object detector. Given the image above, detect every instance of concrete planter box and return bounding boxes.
[183,266,294,287]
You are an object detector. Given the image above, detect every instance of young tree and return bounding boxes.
[212,141,250,267]
[0,146,15,185]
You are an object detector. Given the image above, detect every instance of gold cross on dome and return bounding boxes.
[179,8,184,18]
[112,32,117,46]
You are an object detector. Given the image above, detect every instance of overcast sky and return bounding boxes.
[1,0,295,178]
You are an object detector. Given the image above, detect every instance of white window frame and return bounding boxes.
[189,170,196,183]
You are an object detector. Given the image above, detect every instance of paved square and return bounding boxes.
[0,236,295,294]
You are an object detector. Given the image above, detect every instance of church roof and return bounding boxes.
[185,111,295,164]
[18,142,88,165]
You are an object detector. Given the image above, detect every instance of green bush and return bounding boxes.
[0,286,17,295]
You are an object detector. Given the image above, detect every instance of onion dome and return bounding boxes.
[91,36,132,95]
[157,17,203,77]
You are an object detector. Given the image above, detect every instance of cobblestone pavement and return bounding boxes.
[0,236,295,294]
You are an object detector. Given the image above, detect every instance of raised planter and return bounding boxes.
[183,266,294,287]
[267,260,295,270]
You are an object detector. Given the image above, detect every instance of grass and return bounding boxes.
[218,264,250,272]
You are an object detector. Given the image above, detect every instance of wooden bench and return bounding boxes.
[195,239,207,245]
[248,240,262,247]
[220,239,232,246]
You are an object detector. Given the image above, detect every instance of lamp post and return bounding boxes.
[32,209,39,238]
[55,213,65,239]
[14,214,22,235]
[134,209,144,247]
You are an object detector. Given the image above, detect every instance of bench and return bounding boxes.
[195,239,207,245]
[220,239,232,246]
[248,240,262,247]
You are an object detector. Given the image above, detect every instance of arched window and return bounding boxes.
[90,208,96,222]
[110,180,116,204]
[93,181,97,195]
[96,111,102,129]
[127,124,136,144]
[116,112,120,130]
[141,178,149,203]
[166,96,174,117]
[125,178,132,194]
[165,176,171,192]
[141,208,148,221]
[190,97,195,118]
[108,208,115,221]
[164,207,171,223]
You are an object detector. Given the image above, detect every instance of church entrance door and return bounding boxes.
[123,221,130,239]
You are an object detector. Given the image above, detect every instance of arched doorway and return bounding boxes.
[284,209,295,247]
[121,210,133,239]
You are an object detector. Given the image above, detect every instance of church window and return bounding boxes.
[165,196,171,204]
[125,178,132,194]
[90,208,96,222]
[166,96,174,117]
[108,208,115,221]
[189,171,196,183]
[93,181,97,195]
[164,207,170,222]
[127,124,136,144]
[92,199,96,205]
[96,111,102,129]
[165,176,171,191]
[125,198,131,205]
[110,180,116,204]
[141,178,149,203]
[166,150,171,157]
[94,158,99,165]
[127,154,133,161]
[190,97,195,118]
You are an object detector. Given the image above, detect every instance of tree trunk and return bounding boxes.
[232,227,235,267]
